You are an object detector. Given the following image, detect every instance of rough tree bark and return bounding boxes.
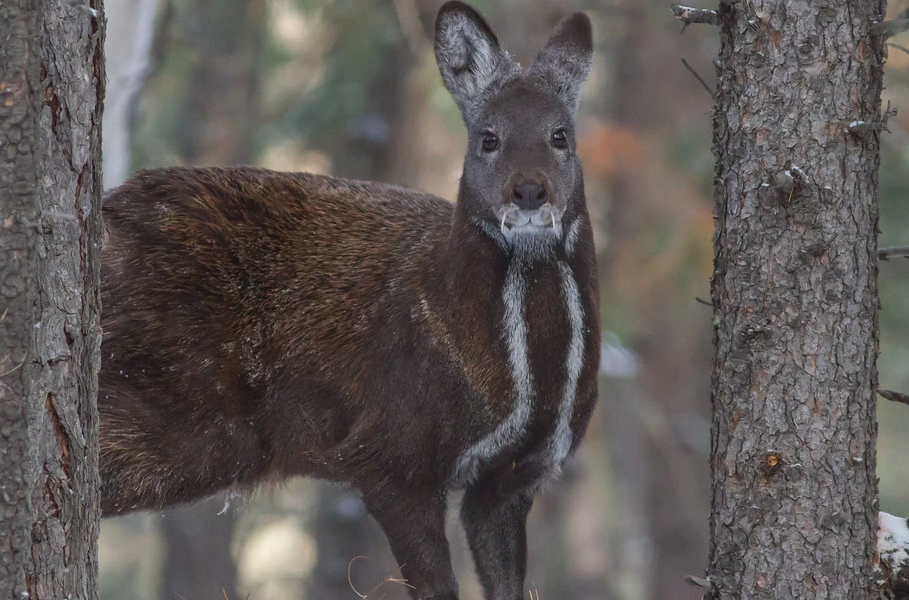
[708,0,884,598]
[0,1,105,599]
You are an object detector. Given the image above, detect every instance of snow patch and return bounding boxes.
[878,511,909,569]
[784,165,805,179]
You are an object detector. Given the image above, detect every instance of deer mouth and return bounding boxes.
[498,204,562,237]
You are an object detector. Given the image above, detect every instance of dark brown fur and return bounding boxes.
[100,4,600,599]
[100,164,599,500]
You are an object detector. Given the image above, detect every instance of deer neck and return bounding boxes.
[419,192,588,484]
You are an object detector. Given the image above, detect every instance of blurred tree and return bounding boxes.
[596,2,715,598]
[178,0,267,164]
[103,0,159,188]
[707,0,883,597]
[0,0,105,598]
[153,2,270,599]
[307,3,428,597]
[159,495,238,600]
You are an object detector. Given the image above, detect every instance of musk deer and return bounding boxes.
[99,3,599,599]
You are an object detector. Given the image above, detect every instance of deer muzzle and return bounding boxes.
[498,203,562,238]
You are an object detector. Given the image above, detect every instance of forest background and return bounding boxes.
[99,1,909,599]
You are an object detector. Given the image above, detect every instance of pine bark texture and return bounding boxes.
[0,1,105,598]
[708,1,884,598]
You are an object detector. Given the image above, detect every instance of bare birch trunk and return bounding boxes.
[708,0,884,597]
[103,0,159,188]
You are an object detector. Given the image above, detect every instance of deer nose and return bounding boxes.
[511,183,547,210]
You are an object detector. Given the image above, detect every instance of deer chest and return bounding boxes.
[450,260,587,486]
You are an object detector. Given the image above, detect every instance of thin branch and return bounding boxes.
[875,7,909,40]
[879,389,909,406]
[849,103,896,136]
[887,42,909,55]
[672,4,720,26]
[879,246,909,261]
[681,58,713,96]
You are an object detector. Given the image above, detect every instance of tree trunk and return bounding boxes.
[178,0,266,165]
[709,1,884,598]
[608,6,713,600]
[310,485,405,600]
[0,1,105,599]
[159,495,238,600]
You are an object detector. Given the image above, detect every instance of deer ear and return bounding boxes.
[434,2,520,124]
[528,12,593,116]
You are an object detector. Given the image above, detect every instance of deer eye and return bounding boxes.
[551,129,568,149]
[481,132,500,152]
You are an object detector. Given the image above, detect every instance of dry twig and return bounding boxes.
[348,556,415,599]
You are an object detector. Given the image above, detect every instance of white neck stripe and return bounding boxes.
[565,218,582,257]
[451,261,532,485]
[548,262,585,470]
